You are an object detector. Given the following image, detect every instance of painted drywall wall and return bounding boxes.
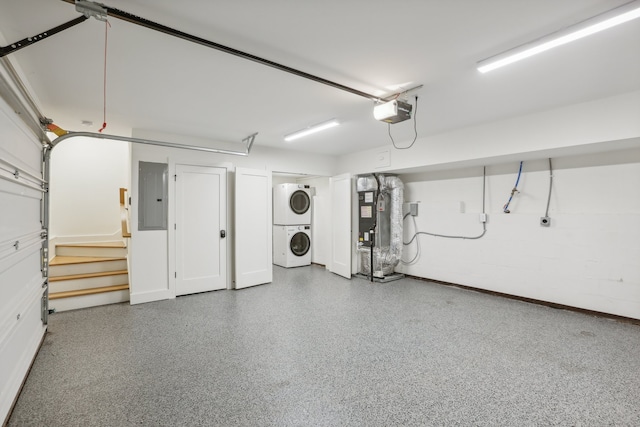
[129,138,337,304]
[394,149,640,319]
[298,175,331,266]
[49,137,130,245]
[272,175,297,187]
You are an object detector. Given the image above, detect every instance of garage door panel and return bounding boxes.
[0,147,41,181]
[0,239,42,278]
[0,170,44,194]
[0,100,42,168]
[0,78,46,424]
[0,251,43,340]
[0,189,41,242]
[0,141,44,196]
[0,178,42,197]
[0,287,46,418]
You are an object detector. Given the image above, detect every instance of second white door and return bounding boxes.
[234,167,272,289]
[330,173,352,279]
[175,165,227,296]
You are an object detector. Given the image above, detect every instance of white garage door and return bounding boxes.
[0,72,47,423]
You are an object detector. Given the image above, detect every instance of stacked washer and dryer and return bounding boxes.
[273,183,312,268]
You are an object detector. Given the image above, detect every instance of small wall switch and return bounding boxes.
[410,203,418,216]
[479,213,487,223]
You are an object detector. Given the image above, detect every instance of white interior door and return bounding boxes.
[175,165,226,295]
[235,167,272,289]
[330,173,352,279]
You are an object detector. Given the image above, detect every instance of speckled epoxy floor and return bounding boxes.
[7,265,640,426]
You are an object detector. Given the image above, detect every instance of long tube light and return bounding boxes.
[477,0,640,73]
[284,119,340,142]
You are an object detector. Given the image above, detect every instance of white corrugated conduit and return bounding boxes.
[401,166,487,265]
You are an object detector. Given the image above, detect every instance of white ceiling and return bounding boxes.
[1,0,639,156]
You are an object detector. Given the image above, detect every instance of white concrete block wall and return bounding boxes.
[397,149,640,319]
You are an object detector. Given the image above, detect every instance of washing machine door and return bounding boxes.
[290,231,311,256]
[289,190,311,215]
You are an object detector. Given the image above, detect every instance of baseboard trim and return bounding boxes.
[405,275,640,326]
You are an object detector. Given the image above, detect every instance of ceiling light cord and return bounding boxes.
[389,96,419,150]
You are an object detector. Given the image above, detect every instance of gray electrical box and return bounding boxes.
[138,161,168,231]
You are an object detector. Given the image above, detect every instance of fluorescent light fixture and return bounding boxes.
[477,0,640,73]
[284,119,340,142]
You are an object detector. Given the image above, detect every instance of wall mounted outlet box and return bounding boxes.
[410,203,418,216]
[540,216,551,227]
[479,213,487,223]
[374,149,390,168]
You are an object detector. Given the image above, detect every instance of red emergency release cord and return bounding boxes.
[98,19,111,133]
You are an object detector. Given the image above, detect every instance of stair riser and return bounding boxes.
[49,290,130,312]
[49,260,128,277]
[55,247,128,258]
[49,274,129,293]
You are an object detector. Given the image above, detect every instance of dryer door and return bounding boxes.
[290,190,310,215]
[290,232,311,257]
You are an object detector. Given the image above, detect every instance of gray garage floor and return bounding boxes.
[8,265,640,426]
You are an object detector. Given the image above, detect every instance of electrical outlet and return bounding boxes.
[410,203,418,216]
[479,213,487,223]
[540,216,551,227]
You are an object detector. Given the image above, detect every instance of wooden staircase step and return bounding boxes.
[49,284,129,300]
[55,244,128,258]
[49,257,128,278]
[56,241,126,248]
[49,270,128,282]
[50,256,126,265]
[49,270,128,294]
[48,240,130,311]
